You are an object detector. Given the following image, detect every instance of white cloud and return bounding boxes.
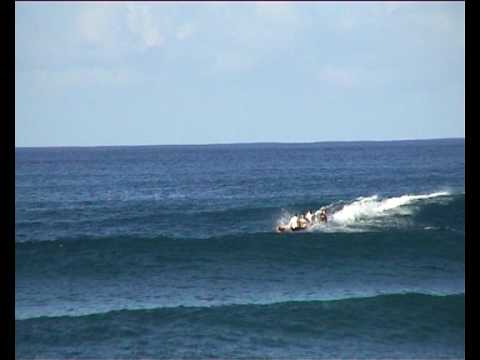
[205,2,304,73]
[76,4,119,48]
[76,3,165,50]
[71,2,306,74]
[125,4,164,49]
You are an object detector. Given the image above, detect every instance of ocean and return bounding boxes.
[15,139,465,359]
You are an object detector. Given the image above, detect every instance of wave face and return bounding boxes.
[15,139,465,358]
[16,228,465,320]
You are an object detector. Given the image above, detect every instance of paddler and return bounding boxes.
[314,207,327,223]
[319,208,327,223]
[305,210,313,223]
[288,214,299,230]
[298,214,308,229]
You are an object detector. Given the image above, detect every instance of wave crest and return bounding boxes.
[278,191,452,232]
[330,191,450,224]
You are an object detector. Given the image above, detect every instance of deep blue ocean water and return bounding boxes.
[15,139,465,359]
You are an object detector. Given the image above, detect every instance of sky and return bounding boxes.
[15,1,465,147]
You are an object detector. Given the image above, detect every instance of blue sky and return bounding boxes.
[15,1,465,147]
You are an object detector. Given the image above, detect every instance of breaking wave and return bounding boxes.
[278,191,453,232]
[330,191,450,223]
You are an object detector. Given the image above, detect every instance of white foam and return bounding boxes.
[276,191,451,232]
[330,191,450,225]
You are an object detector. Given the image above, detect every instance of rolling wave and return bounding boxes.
[16,192,463,242]
[329,191,450,223]
[16,228,465,320]
[16,228,465,265]
[16,293,465,359]
[278,191,458,233]
[16,290,464,321]
[16,192,465,325]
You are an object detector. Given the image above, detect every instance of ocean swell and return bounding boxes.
[16,293,465,359]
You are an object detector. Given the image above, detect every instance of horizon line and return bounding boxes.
[15,136,465,149]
